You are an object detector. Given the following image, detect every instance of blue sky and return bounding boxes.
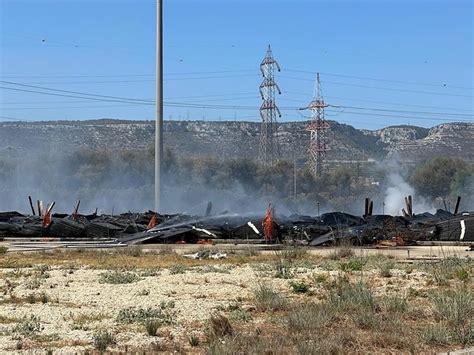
[0,0,472,129]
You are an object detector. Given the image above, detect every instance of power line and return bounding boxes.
[0,92,257,104]
[0,86,155,105]
[0,96,260,110]
[284,91,474,112]
[335,105,474,118]
[280,76,473,98]
[0,104,150,110]
[284,68,473,90]
[0,81,154,103]
[326,109,473,123]
[12,73,258,84]
[2,81,472,123]
[2,69,257,81]
[2,86,472,122]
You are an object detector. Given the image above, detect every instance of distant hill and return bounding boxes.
[0,119,472,162]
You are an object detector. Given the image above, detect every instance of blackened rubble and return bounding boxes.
[0,197,472,246]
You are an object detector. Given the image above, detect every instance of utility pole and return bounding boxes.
[155,0,163,212]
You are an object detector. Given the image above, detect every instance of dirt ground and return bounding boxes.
[0,245,472,354]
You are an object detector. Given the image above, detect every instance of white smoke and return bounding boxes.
[384,172,414,215]
[383,165,435,216]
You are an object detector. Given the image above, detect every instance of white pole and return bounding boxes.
[155,0,163,212]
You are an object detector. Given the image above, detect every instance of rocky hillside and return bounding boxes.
[0,119,472,162]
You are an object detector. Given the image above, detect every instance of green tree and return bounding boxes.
[411,157,472,198]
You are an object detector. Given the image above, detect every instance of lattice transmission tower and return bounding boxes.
[306,73,330,177]
[258,45,281,167]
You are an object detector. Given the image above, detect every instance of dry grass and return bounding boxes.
[0,248,472,353]
[0,248,314,270]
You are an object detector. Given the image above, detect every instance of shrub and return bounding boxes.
[273,260,293,279]
[254,284,287,311]
[423,324,453,345]
[286,302,334,335]
[209,313,233,338]
[0,246,8,254]
[275,246,307,263]
[116,306,173,325]
[229,308,252,322]
[98,270,140,284]
[208,333,286,354]
[125,245,143,257]
[40,292,49,304]
[431,288,473,344]
[93,330,116,351]
[379,260,395,278]
[188,333,200,347]
[382,295,408,313]
[328,241,354,260]
[329,280,375,311]
[339,258,365,272]
[137,289,150,296]
[427,257,472,286]
[159,244,176,255]
[144,318,161,336]
[25,277,42,290]
[311,273,329,285]
[197,265,230,274]
[169,265,188,275]
[140,267,161,277]
[13,315,41,336]
[288,280,310,294]
[27,293,37,304]
[455,268,470,283]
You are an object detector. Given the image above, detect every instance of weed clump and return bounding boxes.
[98,270,140,284]
[144,318,162,336]
[339,258,365,272]
[208,313,233,338]
[188,333,200,347]
[427,257,472,286]
[254,284,287,311]
[379,260,395,278]
[381,295,408,313]
[93,330,116,351]
[329,280,375,311]
[25,277,42,290]
[286,302,335,335]
[168,265,188,275]
[288,280,310,294]
[431,288,473,344]
[328,241,354,260]
[13,315,41,336]
[116,305,174,325]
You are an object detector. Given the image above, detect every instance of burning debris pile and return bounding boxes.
[0,196,472,247]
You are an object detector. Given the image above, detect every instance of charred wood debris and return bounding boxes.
[0,196,472,248]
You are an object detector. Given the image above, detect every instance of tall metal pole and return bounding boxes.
[155,0,163,212]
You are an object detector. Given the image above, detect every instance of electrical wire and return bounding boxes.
[284,68,473,90]
[279,76,473,98]
[0,81,154,103]
[283,91,474,112]
[335,105,473,118]
[325,109,473,122]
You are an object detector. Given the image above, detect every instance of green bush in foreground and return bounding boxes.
[98,270,140,284]
[93,330,116,351]
[254,284,288,312]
